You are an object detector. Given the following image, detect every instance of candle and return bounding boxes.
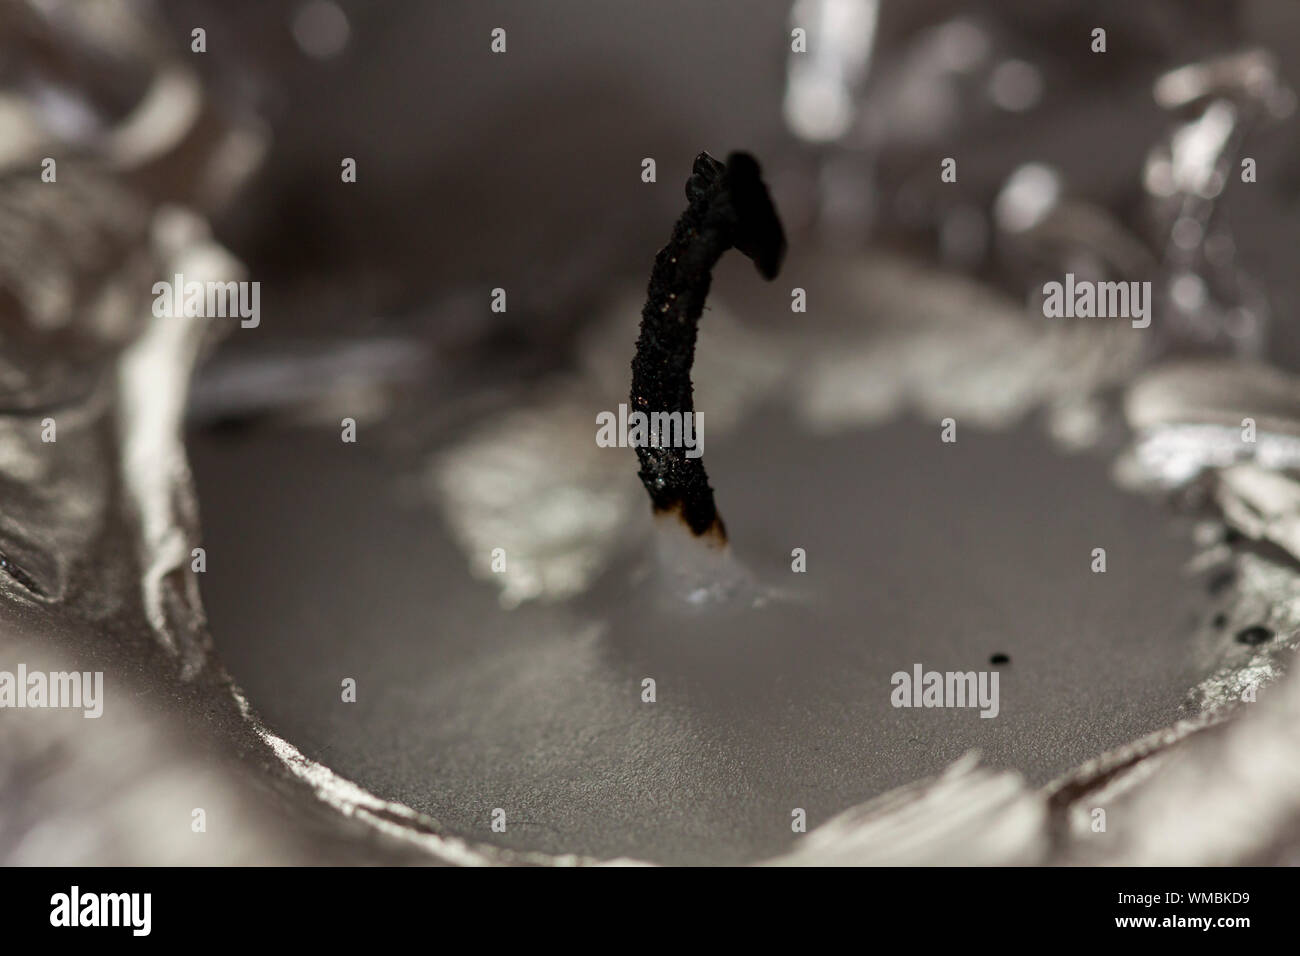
[189,181,1290,865]
[6,0,1300,871]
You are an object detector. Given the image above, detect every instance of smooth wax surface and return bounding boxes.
[191,404,1207,864]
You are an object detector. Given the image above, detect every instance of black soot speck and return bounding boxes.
[1235,625,1273,646]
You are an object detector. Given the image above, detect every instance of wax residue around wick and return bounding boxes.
[630,151,786,547]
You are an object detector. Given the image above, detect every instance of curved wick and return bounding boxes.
[630,151,786,543]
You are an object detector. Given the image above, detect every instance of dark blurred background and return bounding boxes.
[154,0,1300,370]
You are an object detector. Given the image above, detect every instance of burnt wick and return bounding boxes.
[630,151,786,542]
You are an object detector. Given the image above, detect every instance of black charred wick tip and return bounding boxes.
[630,150,787,539]
[721,153,786,279]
